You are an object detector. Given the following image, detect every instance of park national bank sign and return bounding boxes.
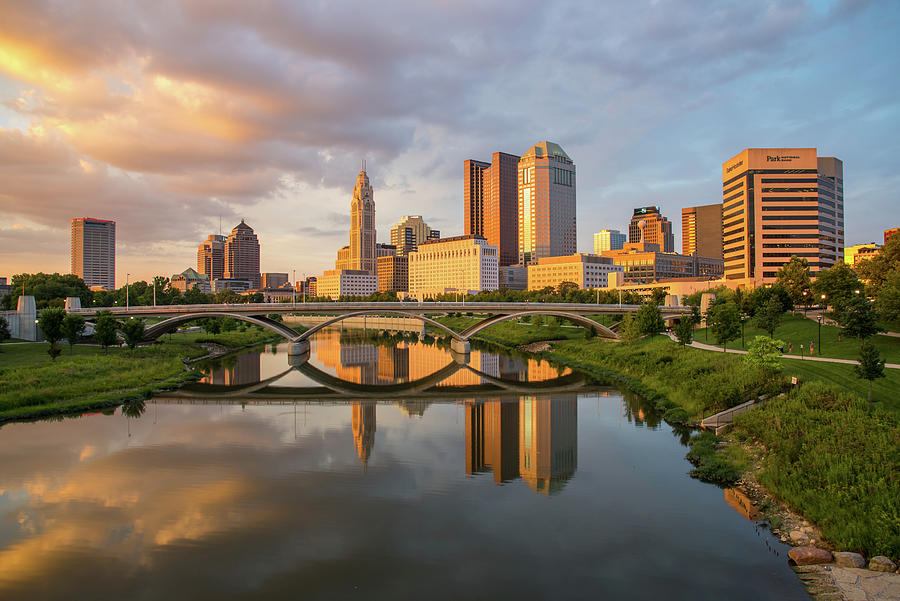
[766,154,801,162]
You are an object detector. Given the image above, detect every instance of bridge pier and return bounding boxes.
[450,338,470,355]
[287,340,310,356]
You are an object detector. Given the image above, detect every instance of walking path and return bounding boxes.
[673,335,900,369]
[793,565,900,601]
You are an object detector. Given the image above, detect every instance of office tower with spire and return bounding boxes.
[518,142,576,265]
[71,217,116,290]
[465,152,521,266]
[224,220,261,288]
[349,165,376,274]
[197,234,226,281]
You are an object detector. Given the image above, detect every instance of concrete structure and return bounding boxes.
[408,235,499,299]
[348,168,376,274]
[465,152,520,266]
[390,215,439,256]
[722,148,844,283]
[0,295,39,341]
[602,242,724,284]
[0,277,10,302]
[609,277,729,302]
[375,243,396,259]
[224,220,261,289]
[499,265,528,291]
[518,142,576,265]
[212,278,252,293]
[377,255,408,293]
[885,228,899,244]
[71,217,115,290]
[248,287,295,302]
[197,234,225,281]
[526,254,624,291]
[261,273,289,289]
[170,267,211,293]
[844,243,880,266]
[593,230,626,254]
[316,269,378,299]
[682,204,723,259]
[629,207,674,252]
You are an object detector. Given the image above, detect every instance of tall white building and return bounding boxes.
[518,142,576,265]
[408,235,499,299]
[593,230,626,254]
[71,217,115,290]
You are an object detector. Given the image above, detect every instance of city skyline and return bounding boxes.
[1,1,898,283]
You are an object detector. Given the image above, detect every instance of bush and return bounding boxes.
[685,432,740,486]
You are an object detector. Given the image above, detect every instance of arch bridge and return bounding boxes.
[68,301,691,355]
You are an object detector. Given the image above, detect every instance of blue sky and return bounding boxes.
[0,0,897,282]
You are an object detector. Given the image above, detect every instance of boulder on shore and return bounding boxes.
[788,546,833,565]
[868,556,897,572]
[833,551,866,568]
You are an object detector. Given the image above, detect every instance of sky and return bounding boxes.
[0,0,898,285]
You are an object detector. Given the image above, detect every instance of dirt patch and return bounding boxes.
[517,340,569,353]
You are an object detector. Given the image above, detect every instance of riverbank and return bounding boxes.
[0,328,280,424]
[434,317,899,561]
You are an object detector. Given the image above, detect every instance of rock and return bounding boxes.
[789,546,834,565]
[789,530,808,543]
[833,551,866,568]
[868,556,897,572]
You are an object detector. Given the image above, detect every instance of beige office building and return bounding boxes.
[593,230,626,254]
[722,148,844,283]
[408,235,499,299]
[602,242,724,284]
[224,220,261,289]
[844,243,880,266]
[71,217,116,290]
[316,269,377,299]
[377,255,408,293]
[682,204,723,259]
[197,234,225,281]
[527,254,624,291]
[390,215,439,256]
[518,142,576,265]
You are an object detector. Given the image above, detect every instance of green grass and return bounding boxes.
[735,382,900,557]
[0,328,279,423]
[780,358,900,413]
[694,314,900,363]
[435,315,587,346]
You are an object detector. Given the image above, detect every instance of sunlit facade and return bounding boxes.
[526,254,623,291]
[593,230,626,254]
[628,207,674,252]
[224,220,261,289]
[518,142,576,265]
[465,152,520,266]
[349,169,376,274]
[197,234,225,281]
[316,269,377,299]
[407,235,499,299]
[71,217,116,290]
[682,204,723,259]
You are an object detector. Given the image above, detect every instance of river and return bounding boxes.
[0,329,810,600]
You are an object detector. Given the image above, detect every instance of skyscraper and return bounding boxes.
[349,168,376,274]
[682,204,723,259]
[465,152,520,266]
[518,142,576,265]
[71,217,115,290]
[722,148,844,282]
[593,230,626,254]
[628,207,674,252]
[390,215,438,255]
[197,234,225,281]
[224,220,261,289]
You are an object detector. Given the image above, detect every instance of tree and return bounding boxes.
[744,336,785,382]
[38,306,66,346]
[61,314,86,351]
[3,272,92,310]
[120,318,145,350]
[0,316,10,346]
[649,287,668,306]
[618,313,640,344]
[200,317,222,334]
[854,340,886,402]
[635,301,664,336]
[557,281,579,297]
[753,296,784,338]
[855,235,900,295]
[673,318,694,347]
[708,301,740,351]
[812,262,863,309]
[835,295,885,339]
[875,270,900,322]
[94,311,119,353]
[774,257,812,309]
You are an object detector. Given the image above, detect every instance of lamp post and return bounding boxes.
[740,313,746,348]
[817,314,823,355]
[802,290,807,315]
[126,273,130,311]
[292,269,296,305]
[153,277,157,307]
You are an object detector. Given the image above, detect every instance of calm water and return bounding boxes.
[0,330,809,600]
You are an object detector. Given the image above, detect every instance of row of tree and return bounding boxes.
[36,307,146,361]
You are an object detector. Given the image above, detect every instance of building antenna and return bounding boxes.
[362,159,366,172]
[219,215,222,236]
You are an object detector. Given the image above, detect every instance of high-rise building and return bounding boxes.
[390,215,438,256]
[377,255,408,293]
[465,152,520,266]
[71,217,115,290]
[224,220,261,289]
[721,148,844,282]
[682,204,723,259]
[518,142,576,265]
[349,168,376,274]
[351,402,376,466]
[407,235,499,299]
[628,207,674,252]
[261,273,289,288]
[593,230,626,254]
[526,254,624,291]
[519,396,578,495]
[197,234,225,282]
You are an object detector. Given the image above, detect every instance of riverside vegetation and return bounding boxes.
[434,314,900,559]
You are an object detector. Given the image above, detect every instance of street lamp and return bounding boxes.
[817,314,823,355]
[802,290,808,315]
[292,269,296,305]
[126,273,131,311]
[740,313,746,348]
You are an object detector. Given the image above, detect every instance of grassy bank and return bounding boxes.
[0,328,278,423]
[435,315,587,346]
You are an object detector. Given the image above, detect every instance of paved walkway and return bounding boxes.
[674,335,900,369]
[793,565,900,601]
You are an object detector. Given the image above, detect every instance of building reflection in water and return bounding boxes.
[466,396,578,495]
[351,402,376,467]
[200,352,262,386]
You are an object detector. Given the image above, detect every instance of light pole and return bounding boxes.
[303,273,307,303]
[153,277,157,307]
[740,313,745,348]
[802,290,808,315]
[817,314,822,355]
[126,273,131,311]
[292,269,296,305]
